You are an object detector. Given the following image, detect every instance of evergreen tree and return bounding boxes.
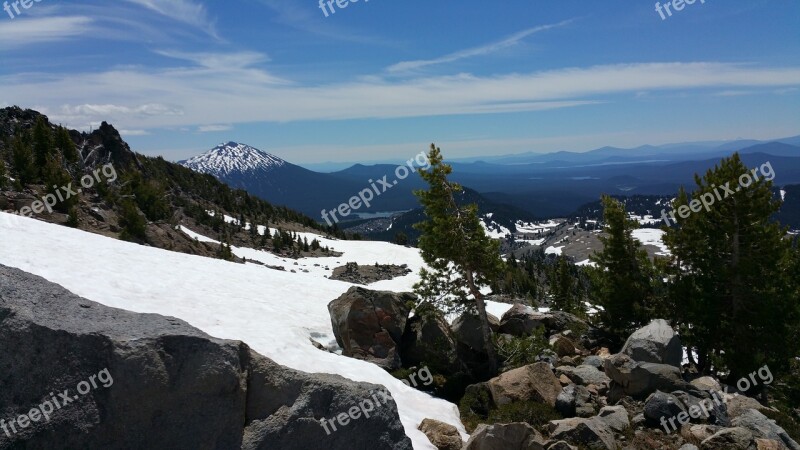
[0,157,6,190]
[11,133,36,185]
[32,117,53,175]
[54,127,79,164]
[42,153,76,213]
[550,255,584,316]
[394,232,409,246]
[413,144,504,375]
[590,195,658,336]
[664,154,799,378]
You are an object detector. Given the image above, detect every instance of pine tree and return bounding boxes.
[551,255,584,316]
[11,133,36,185]
[0,157,6,190]
[590,195,658,336]
[664,154,799,378]
[54,126,78,164]
[42,153,75,213]
[413,144,504,376]
[32,117,53,176]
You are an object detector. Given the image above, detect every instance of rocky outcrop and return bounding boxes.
[547,417,617,450]
[603,353,693,398]
[621,319,682,367]
[328,286,413,370]
[452,312,501,379]
[0,265,412,450]
[329,262,412,285]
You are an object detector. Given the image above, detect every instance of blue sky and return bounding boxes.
[1,0,799,165]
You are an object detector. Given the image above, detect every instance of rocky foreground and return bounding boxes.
[0,265,411,449]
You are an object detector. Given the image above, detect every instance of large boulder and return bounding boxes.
[547,417,617,450]
[731,409,800,450]
[400,304,460,375]
[328,286,413,370]
[621,319,682,367]
[596,405,630,434]
[0,265,412,450]
[464,422,545,450]
[452,312,501,379]
[488,362,562,407]
[603,353,693,398]
[498,303,544,337]
[555,384,593,418]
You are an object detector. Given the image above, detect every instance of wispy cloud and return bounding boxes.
[386,20,575,74]
[0,16,92,48]
[124,0,218,38]
[197,125,232,133]
[6,62,800,130]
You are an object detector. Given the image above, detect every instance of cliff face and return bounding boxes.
[0,265,412,450]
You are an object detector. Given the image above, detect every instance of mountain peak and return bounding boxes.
[181,142,286,177]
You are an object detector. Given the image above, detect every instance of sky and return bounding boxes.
[1,0,799,165]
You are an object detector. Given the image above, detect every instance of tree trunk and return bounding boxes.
[466,270,498,376]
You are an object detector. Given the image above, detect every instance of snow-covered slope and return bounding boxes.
[0,212,521,448]
[181,142,286,178]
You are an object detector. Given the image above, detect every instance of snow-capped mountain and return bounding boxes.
[181,142,286,178]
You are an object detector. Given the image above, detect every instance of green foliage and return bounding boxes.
[664,154,800,378]
[11,133,36,184]
[54,126,79,164]
[41,153,76,213]
[0,158,6,190]
[32,116,53,176]
[394,232,409,246]
[494,329,549,371]
[487,400,562,431]
[590,195,660,336]
[550,255,586,316]
[413,144,505,375]
[118,200,147,242]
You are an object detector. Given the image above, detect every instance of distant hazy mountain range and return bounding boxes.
[180,138,800,222]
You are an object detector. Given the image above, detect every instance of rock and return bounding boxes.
[488,362,563,407]
[684,424,721,442]
[499,303,544,337]
[329,262,412,285]
[672,390,729,427]
[557,365,611,387]
[464,422,546,450]
[691,376,722,392]
[679,445,700,450]
[621,319,682,367]
[555,384,592,417]
[644,391,687,428]
[700,427,755,450]
[731,409,800,450]
[418,419,463,450]
[724,393,768,419]
[547,417,617,450]
[603,353,692,398]
[546,442,577,450]
[535,311,589,336]
[400,304,460,375]
[582,356,604,369]
[551,335,579,357]
[559,374,572,385]
[755,439,787,450]
[0,265,412,450]
[596,405,630,434]
[328,286,413,370]
[452,312,501,379]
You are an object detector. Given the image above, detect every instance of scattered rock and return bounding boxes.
[731,409,800,450]
[499,303,544,337]
[488,362,563,407]
[596,405,630,434]
[644,390,687,428]
[418,418,464,450]
[548,417,617,450]
[700,426,754,450]
[464,422,546,450]
[400,304,460,375]
[329,262,412,285]
[556,365,611,387]
[603,353,692,398]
